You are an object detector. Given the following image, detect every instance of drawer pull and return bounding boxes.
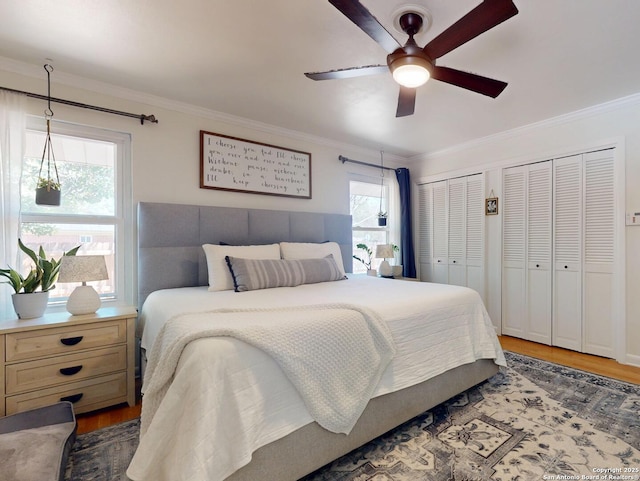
[60,393,83,404]
[60,336,84,346]
[59,365,83,376]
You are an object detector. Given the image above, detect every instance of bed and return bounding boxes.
[127,202,505,481]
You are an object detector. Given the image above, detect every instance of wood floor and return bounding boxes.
[75,335,640,435]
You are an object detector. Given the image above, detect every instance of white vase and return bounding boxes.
[11,291,49,319]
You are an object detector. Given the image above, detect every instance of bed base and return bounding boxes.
[227,358,498,481]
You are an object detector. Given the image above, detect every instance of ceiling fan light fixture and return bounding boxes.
[391,57,431,88]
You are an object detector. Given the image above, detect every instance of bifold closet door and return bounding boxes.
[502,161,552,344]
[418,183,433,282]
[465,175,485,300]
[502,166,527,339]
[431,181,449,284]
[418,180,448,283]
[552,150,615,357]
[583,150,615,357]
[553,156,582,351]
[447,177,466,286]
[526,162,553,344]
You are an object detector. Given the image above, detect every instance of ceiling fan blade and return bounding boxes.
[431,66,508,98]
[328,0,402,54]
[424,0,518,60]
[305,64,388,80]
[396,86,416,117]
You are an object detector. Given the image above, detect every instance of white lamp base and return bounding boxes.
[66,285,101,315]
[379,260,393,278]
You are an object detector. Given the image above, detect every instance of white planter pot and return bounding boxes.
[11,291,49,319]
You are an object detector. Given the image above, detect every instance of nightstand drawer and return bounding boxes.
[5,345,127,395]
[5,319,126,362]
[5,372,128,415]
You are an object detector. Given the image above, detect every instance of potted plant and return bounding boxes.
[391,243,403,277]
[35,177,61,206]
[377,211,387,226]
[353,243,377,276]
[1,239,80,319]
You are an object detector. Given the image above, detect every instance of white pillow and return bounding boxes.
[203,243,280,291]
[279,242,347,278]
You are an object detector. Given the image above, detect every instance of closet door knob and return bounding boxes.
[536,264,539,268]
[564,265,568,269]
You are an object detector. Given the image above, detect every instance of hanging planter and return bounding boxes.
[377,211,387,226]
[35,178,61,206]
[35,64,61,206]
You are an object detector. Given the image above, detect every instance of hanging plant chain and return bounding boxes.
[37,64,60,192]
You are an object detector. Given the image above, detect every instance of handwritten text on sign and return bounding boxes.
[200,131,311,199]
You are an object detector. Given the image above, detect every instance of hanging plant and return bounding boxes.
[377,211,387,226]
[35,176,61,206]
[35,64,61,206]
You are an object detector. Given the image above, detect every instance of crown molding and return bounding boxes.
[0,56,405,165]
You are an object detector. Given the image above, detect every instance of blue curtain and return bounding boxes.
[395,168,416,278]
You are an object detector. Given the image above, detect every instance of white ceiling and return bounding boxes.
[1,0,639,159]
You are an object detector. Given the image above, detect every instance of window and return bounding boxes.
[19,118,132,305]
[350,177,390,274]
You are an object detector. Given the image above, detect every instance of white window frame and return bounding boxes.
[21,116,134,307]
[349,172,399,272]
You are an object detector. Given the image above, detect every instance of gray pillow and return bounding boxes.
[225,254,345,292]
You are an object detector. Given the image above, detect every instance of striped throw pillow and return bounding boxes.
[225,255,345,292]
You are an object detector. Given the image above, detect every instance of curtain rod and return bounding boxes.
[338,155,395,171]
[0,85,158,125]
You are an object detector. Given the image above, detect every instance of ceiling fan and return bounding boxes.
[305,0,519,117]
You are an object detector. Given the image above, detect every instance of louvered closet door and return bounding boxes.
[447,177,466,286]
[431,181,449,284]
[466,174,485,299]
[583,150,615,357]
[418,184,434,282]
[502,166,527,338]
[553,155,583,351]
[526,162,552,344]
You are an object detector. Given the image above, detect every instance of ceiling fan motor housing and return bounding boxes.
[387,12,433,86]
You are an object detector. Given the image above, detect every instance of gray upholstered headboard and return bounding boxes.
[137,202,353,307]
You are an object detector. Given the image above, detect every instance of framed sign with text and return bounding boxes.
[200,130,312,199]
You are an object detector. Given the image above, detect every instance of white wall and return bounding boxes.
[413,94,640,366]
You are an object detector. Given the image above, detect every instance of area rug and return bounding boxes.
[64,352,640,481]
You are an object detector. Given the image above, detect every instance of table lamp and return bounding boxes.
[375,244,394,278]
[58,255,108,315]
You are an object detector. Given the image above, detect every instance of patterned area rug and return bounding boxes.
[65,352,640,481]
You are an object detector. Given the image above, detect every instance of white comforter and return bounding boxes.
[127,276,506,481]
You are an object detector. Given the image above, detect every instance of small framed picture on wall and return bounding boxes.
[485,197,498,215]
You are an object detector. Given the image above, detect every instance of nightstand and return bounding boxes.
[0,305,136,416]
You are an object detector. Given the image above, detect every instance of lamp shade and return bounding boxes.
[58,255,108,283]
[58,255,108,315]
[375,244,394,259]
